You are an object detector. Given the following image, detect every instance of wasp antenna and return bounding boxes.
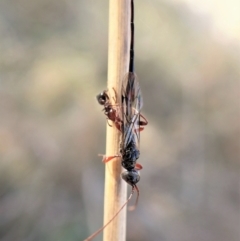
[84,190,134,241]
[128,185,139,211]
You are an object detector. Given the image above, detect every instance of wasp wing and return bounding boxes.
[121,72,143,149]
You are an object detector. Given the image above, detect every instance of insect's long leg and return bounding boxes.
[83,189,135,241]
[106,119,113,127]
[139,113,148,126]
[111,87,118,103]
[131,107,148,125]
[98,154,121,163]
[128,184,139,211]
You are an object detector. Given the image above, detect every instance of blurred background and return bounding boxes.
[0,0,239,240]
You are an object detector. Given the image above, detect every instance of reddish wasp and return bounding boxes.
[85,0,147,240]
[96,87,147,132]
[96,88,123,131]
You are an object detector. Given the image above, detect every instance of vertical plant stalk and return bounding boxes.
[104,0,130,241]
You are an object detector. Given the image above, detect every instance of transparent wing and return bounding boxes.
[121,72,143,149]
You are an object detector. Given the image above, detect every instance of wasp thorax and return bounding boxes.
[121,160,136,170]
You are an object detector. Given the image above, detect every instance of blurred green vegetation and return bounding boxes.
[0,0,239,241]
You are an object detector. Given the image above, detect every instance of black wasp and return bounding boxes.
[84,0,147,240]
[102,0,147,207]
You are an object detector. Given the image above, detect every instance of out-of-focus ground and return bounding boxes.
[0,0,239,241]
